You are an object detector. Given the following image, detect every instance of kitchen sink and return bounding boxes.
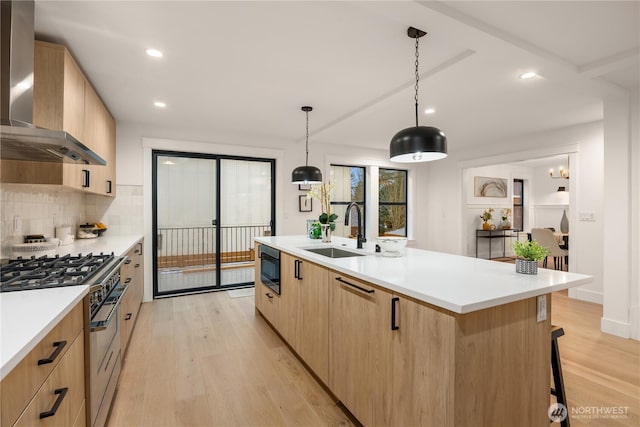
[303,247,367,258]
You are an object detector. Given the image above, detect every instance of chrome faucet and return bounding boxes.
[344,202,366,249]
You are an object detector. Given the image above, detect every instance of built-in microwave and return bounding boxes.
[258,244,281,295]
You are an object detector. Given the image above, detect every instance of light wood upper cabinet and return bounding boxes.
[1,41,116,196]
[329,273,393,427]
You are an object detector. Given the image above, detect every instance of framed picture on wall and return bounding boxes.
[299,195,312,212]
[474,176,508,198]
[298,184,311,191]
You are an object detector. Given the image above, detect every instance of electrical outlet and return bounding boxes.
[13,216,21,233]
[537,295,547,323]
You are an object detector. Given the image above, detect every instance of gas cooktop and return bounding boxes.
[0,253,115,292]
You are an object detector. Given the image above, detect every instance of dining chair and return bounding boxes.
[531,228,569,270]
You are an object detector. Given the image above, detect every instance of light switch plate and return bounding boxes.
[579,211,596,221]
[537,295,547,323]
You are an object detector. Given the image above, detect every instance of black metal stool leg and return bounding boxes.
[551,327,570,427]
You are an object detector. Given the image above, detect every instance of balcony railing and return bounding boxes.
[157,224,270,269]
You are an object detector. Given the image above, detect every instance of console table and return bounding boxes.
[475,229,521,259]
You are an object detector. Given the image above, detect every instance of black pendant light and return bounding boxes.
[292,106,323,184]
[390,27,447,163]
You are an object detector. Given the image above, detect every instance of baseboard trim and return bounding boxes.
[601,317,631,338]
[569,287,603,304]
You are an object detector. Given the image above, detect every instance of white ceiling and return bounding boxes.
[33,1,639,154]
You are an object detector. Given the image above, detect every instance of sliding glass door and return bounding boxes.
[153,151,275,298]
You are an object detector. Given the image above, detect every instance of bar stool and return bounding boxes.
[551,326,570,426]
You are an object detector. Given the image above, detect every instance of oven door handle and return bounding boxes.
[90,285,128,332]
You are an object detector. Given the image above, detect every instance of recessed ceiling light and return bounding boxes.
[146,48,163,58]
[424,108,436,115]
[519,71,538,80]
[154,101,166,108]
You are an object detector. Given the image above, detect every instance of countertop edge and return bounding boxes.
[0,285,89,380]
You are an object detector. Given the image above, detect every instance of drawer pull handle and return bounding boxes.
[39,387,68,419]
[124,259,132,265]
[134,263,141,268]
[265,293,273,299]
[37,341,67,365]
[336,277,374,294]
[125,313,133,320]
[124,278,132,284]
[391,297,400,331]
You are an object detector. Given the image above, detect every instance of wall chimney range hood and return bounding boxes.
[0,0,106,165]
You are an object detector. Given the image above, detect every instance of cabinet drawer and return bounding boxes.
[14,333,86,427]
[1,303,84,427]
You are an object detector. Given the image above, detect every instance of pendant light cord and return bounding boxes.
[305,109,310,166]
[414,35,420,127]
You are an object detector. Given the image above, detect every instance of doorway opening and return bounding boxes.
[152,150,275,298]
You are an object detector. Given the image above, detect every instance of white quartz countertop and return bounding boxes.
[0,234,143,380]
[255,235,593,314]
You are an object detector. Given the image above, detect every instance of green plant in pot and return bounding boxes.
[512,240,549,275]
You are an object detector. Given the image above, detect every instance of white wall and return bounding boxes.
[418,121,604,302]
[632,89,640,340]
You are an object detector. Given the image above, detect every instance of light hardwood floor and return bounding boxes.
[107,290,639,427]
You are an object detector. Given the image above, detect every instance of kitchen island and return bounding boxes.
[254,235,592,427]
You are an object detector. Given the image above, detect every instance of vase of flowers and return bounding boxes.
[480,208,494,230]
[501,208,512,229]
[307,182,338,243]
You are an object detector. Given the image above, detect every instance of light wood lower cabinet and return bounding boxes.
[120,239,144,357]
[1,301,85,427]
[329,274,393,427]
[279,253,330,383]
[255,246,551,427]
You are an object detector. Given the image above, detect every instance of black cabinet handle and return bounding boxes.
[124,278,132,284]
[391,297,400,330]
[125,313,132,320]
[82,169,90,188]
[39,387,68,419]
[336,277,374,294]
[297,260,303,280]
[293,260,298,279]
[134,263,140,268]
[37,341,67,366]
[107,180,112,194]
[265,293,273,299]
[124,259,132,265]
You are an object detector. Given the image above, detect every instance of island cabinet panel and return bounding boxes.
[295,258,330,384]
[452,296,551,427]
[279,253,300,350]
[329,273,393,427]
[390,295,455,426]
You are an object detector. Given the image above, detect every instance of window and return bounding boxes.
[379,168,407,236]
[330,165,366,238]
[513,179,524,231]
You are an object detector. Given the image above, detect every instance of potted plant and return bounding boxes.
[512,240,549,274]
[480,208,494,230]
[307,182,338,242]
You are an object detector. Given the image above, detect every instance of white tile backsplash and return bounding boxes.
[1,184,143,258]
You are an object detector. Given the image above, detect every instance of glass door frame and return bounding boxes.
[152,149,276,298]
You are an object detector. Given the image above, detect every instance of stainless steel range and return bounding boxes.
[1,252,128,427]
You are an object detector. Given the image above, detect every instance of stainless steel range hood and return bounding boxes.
[0,0,106,165]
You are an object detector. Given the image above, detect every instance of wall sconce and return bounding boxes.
[549,167,569,179]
